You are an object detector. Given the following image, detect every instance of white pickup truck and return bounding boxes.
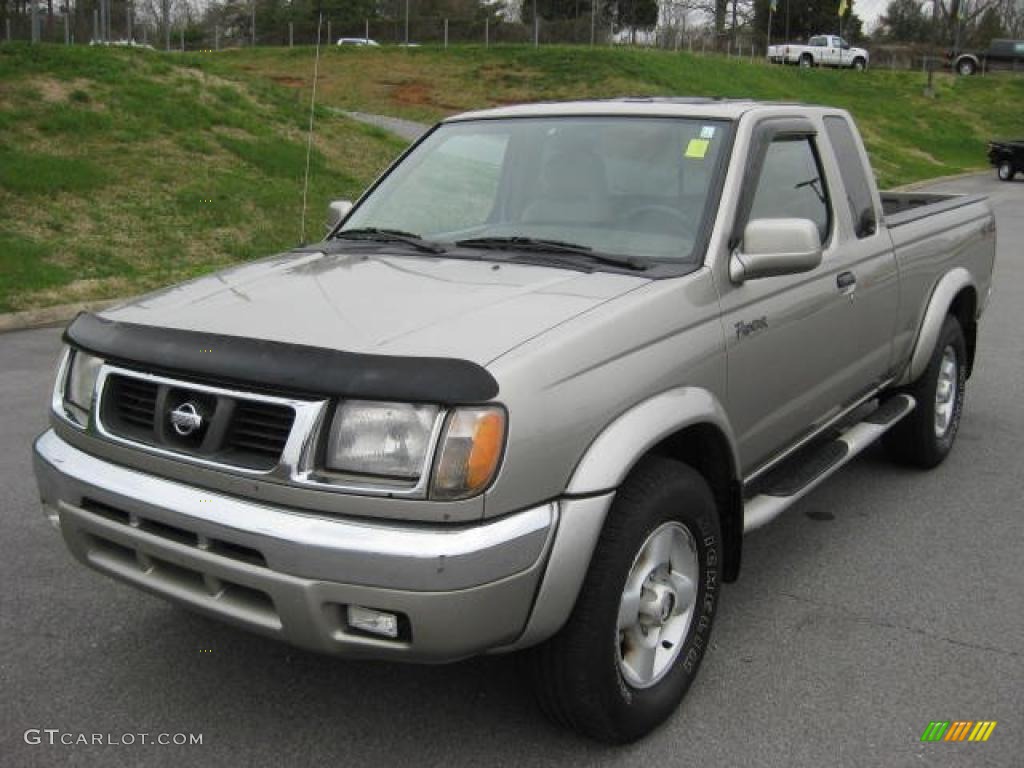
[769,35,870,70]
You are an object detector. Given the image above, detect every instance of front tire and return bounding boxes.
[998,161,1015,181]
[528,457,721,743]
[884,315,967,468]
[957,58,977,76]
[852,57,866,71]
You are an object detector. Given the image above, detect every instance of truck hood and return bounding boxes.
[102,249,650,366]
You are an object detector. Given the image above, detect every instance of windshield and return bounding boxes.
[340,116,730,262]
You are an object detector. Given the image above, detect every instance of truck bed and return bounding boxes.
[881,191,988,227]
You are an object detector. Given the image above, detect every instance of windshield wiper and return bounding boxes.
[333,228,447,254]
[454,236,649,271]
[795,177,827,205]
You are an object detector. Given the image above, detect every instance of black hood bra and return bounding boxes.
[64,312,499,404]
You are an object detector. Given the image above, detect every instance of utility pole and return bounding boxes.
[404,0,409,45]
[251,0,256,46]
[128,3,133,42]
[590,0,596,45]
[31,0,39,43]
[533,0,539,46]
[162,0,170,50]
[730,0,737,50]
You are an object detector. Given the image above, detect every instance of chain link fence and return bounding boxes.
[2,9,1009,75]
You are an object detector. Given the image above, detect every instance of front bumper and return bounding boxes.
[33,429,556,662]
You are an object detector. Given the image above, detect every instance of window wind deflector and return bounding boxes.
[454,236,650,271]
[333,228,448,254]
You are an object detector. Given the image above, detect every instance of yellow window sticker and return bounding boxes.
[685,139,710,159]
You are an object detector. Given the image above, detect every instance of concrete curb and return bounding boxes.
[0,298,125,335]
[891,169,991,191]
[329,108,430,142]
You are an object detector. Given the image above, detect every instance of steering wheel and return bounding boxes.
[618,204,694,236]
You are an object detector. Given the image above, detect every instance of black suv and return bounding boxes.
[949,38,1024,75]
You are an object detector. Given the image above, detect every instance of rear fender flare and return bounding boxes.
[899,267,976,386]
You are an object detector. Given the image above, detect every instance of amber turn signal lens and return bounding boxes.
[431,407,506,500]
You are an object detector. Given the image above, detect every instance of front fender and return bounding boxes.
[500,389,740,651]
[566,386,739,495]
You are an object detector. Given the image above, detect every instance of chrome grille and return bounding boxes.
[109,376,158,431]
[99,371,297,471]
[224,401,296,468]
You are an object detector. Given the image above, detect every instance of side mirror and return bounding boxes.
[326,200,354,232]
[842,42,851,50]
[730,218,823,283]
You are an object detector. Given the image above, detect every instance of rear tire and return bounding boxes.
[527,456,721,744]
[884,315,967,468]
[799,53,814,68]
[957,58,977,76]
[998,161,1015,181]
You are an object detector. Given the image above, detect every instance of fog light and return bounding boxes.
[347,605,399,639]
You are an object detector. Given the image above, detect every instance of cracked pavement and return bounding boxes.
[0,174,1021,766]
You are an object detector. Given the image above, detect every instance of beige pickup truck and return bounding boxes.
[34,99,996,742]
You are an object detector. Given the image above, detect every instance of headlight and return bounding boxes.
[431,407,506,500]
[57,347,103,426]
[326,400,439,479]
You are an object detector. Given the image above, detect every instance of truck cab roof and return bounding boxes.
[445,98,841,123]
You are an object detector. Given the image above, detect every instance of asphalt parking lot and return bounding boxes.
[1,174,1021,767]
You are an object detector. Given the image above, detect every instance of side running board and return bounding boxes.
[743,394,916,533]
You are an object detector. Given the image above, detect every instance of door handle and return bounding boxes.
[837,271,857,292]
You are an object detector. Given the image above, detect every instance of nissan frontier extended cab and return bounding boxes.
[34,99,996,743]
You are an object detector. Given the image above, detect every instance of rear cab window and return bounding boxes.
[823,116,878,238]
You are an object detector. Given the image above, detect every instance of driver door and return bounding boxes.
[717,120,880,474]
[824,36,841,66]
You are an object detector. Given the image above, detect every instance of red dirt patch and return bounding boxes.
[392,82,433,106]
[270,75,306,88]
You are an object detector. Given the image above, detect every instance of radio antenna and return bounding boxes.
[300,12,324,245]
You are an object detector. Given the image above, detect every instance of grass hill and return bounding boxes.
[216,45,1023,188]
[1,42,1021,313]
[0,43,404,313]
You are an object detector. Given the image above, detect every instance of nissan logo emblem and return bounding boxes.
[169,402,204,437]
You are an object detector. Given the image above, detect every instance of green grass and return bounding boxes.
[0,146,110,194]
[0,233,72,303]
[207,44,1024,188]
[0,43,406,313]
